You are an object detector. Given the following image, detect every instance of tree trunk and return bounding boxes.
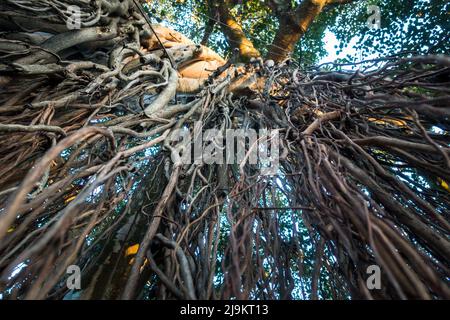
[267,0,328,62]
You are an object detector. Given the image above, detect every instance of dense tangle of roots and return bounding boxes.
[0,0,449,300]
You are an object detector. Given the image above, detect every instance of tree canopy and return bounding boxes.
[149,0,449,65]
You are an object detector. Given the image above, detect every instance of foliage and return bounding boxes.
[148,0,449,64]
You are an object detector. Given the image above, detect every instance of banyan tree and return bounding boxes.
[0,0,449,300]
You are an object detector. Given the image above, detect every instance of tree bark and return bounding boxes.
[267,0,328,62]
[215,0,261,62]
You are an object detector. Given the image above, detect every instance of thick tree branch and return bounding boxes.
[214,0,261,62]
[267,0,355,62]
